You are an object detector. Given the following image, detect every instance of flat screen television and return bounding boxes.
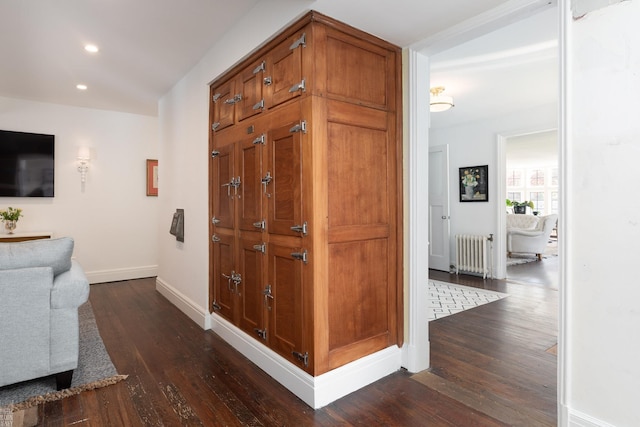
[0,130,55,197]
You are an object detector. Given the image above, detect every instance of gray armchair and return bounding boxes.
[0,237,89,390]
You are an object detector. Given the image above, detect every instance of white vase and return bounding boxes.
[464,185,475,199]
[4,220,17,234]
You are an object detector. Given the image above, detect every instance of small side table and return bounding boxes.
[0,232,54,243]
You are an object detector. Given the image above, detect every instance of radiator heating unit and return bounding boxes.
[455,234,493,279]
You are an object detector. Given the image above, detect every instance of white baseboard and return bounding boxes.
[155,277,402,408]
[155,277,211,330]
[568,409,616,427]
[86,265,158,285]
[211,313,402,409]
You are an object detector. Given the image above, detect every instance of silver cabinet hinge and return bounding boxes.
[224,94,243,105]
[290,222,308,236]
[253,243,266,254]
[212,234,220,242]
[288,79,305,93]
[212,122,220,131]
[253,219,266,230]
[290,33,306,50]
[292,351,309,367]
[289,120,307,134]
[211,150,220,158]
[263,76,272,86]
[254,328,267,340]
[212,93,222,103]
[253,61,266,74]
[252,134,266,145]
[253,99,265,111]
[212,301,221,311]
[291,249,308,264]
[212,217,220,225]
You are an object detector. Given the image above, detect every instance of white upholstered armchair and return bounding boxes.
[507,214,558,260]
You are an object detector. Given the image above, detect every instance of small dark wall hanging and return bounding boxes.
[169,208,184,242]
[459,165,488,202]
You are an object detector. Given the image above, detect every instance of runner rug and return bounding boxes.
[0,301,127,414]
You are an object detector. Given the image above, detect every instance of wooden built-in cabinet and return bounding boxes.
[209,11,402,376]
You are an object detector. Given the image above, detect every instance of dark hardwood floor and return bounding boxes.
[26,259,557,426]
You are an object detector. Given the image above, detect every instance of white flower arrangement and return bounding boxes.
[461,169,480,187]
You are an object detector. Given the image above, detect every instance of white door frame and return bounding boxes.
[401,48,431,373]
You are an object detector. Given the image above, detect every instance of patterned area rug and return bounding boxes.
[428,280,509,321]
[0,301,127,414]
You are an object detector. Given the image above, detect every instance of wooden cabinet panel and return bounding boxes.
[326,108,390,228]
[238,60,266,121]
[324,27,396,110]
[237,137,264,232]
[211,144,235,229]
[327,239,389,350]
[212,231,236,321]
[211,80,236,132]
[238,233,266,338]
[268,242,305,368]
[266,123,303,237]
[266,31,305,109]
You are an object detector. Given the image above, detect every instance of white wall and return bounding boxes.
[430,103,557,264]
[0,96,159,283]
[567,1,640,426]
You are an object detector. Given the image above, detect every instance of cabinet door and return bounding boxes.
[238,60,266,121]
[212,232,236,322]
[238,233,266,340]
[237,136,264,232]
[211,144,235,229]
[211,80,236,132]
[268,242,305,369]
[266,30,305,109]
[266,123,303,237]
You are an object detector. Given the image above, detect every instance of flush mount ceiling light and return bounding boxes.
[84,44,99,53]
[76,84,88,90]
[430,86,454,112]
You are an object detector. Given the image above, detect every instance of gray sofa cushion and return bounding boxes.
[0,237,74,276]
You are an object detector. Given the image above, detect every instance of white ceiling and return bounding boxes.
[0,0,556,118]
[429,6,559,129]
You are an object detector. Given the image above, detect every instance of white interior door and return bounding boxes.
[428,144,450,272]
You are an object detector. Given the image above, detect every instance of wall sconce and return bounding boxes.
[430,86,455,112]
[77,147,91,183]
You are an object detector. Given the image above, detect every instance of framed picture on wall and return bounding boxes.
[459,165,488,202]
[146,159,158,196]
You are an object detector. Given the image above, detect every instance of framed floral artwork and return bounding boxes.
[459,165,488,202]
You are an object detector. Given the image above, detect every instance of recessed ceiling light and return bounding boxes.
[76,84,88,90]
[84,44,99,53]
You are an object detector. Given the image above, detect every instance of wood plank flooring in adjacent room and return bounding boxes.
[29,273,557,426]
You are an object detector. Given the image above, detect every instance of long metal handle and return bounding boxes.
[221,181,232,197]
[261,171,272,197]
[263,285,273,310]
[222,272,233,291]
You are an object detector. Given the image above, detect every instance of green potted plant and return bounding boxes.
[0,207,23,234]
[506,199,534,214]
